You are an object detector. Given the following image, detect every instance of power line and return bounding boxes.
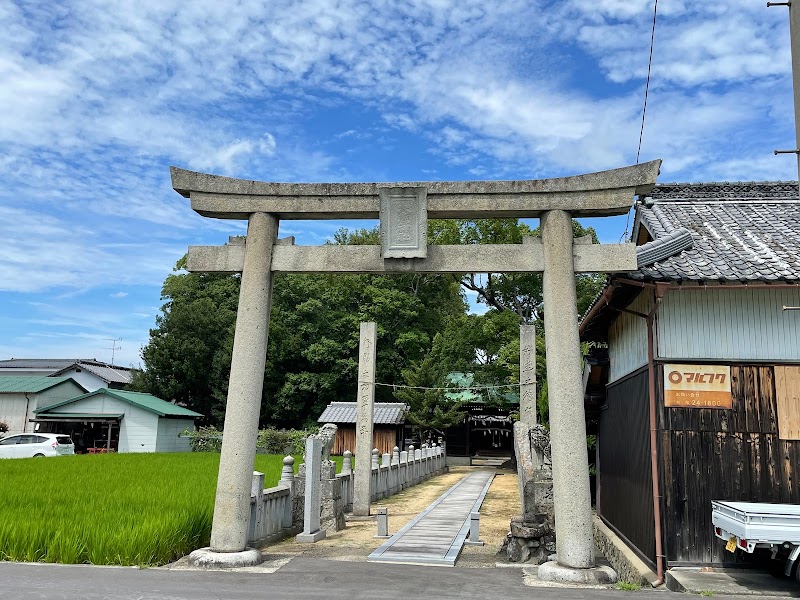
[637,0,659,164]
[622,0,659,243]
[365,381,521,392]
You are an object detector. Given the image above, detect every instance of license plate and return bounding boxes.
[725,536,737,552]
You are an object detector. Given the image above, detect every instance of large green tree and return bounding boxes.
[406,218,605,426]
[129,256,238,424]
[131,228,465,428]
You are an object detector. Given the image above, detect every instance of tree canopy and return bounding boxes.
[131,219,604,430]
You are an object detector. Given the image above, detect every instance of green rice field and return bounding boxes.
[0,452,336,566]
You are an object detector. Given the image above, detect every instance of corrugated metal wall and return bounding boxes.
[608,291,652,383]
[657,288,800,361]
[598,368,655,566]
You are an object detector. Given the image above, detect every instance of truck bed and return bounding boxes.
[712,501,800,548]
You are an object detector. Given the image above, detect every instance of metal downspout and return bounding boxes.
[23,392,31,433]
[646,297,665,585]
[611,284,666,584]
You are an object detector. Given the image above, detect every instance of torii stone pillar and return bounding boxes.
[353,322,377,516]
[540,210,593,570]
[209,212,277,560]
[519,324,537,427]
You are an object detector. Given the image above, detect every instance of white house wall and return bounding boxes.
[56,368,108,392]
[0,394,31,434]
[0,381,86,434]
[155,418,194,452]
[656,287,800,361]
[50,396,159,452]
[608,291,653,383]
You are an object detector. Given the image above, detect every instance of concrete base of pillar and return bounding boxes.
[537,561,618,585]
[296,529,326,543]
[187,547,263,569]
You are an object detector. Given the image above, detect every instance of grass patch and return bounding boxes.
[0,452,340,566]
[615,582,641,591]
[699,591,715,597]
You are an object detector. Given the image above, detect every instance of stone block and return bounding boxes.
[188,548,263,569]
[511,521,550,539]
[537,561,617,585]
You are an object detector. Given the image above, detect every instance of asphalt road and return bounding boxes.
[0,557,667,600]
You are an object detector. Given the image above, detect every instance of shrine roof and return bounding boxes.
[318,402,408,425]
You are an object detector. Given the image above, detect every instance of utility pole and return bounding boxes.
[770,1,800,311]
[770,1,800,195]
[104,338,122,365]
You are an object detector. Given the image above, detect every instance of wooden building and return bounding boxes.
[317,402,407,455]
[580,182,800,570]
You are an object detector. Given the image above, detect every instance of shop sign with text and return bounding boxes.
[664,364,732,409]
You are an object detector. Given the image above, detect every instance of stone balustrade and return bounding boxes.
[247,445,446,545]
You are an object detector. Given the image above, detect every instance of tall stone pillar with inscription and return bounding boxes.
[519,324,537,427]
[353,321,378,516]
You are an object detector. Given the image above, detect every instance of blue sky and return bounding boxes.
[1,0,796,368]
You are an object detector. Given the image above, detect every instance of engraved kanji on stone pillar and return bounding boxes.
[519,324,537,428]
[353,322,377,516]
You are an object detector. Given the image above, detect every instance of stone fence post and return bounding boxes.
[279,456,294,529]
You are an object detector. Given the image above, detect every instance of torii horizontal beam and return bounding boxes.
[170,160,661,220]
[186,240,637,274]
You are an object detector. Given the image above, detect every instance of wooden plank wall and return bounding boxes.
[332,426,398,456]
[775,366,800,440]
[658,364,800,565]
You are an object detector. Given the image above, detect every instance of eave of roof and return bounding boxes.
[34,389,202,418]
[0,376,88,394]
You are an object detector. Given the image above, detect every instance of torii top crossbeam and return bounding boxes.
[170,160,661,220]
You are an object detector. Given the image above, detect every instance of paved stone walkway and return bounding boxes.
[367,468,495,567]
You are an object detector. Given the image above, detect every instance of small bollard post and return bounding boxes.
[375,506,390,538]
[464,511,485,546]
[342,450,352,474]
[280,455,295,485]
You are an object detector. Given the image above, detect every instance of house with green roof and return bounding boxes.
[0,376,88,435]
[33,389,202,453]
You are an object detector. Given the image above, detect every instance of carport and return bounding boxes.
[31,413,122,453]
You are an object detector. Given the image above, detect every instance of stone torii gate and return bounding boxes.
[172,160,660,576]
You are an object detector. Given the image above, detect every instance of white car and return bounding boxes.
[0,433,75,458]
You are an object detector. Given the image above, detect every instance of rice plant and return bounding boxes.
[0,452,325,566]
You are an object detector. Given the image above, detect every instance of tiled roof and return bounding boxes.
[318,402,408,425]
[0,376,84,394]
[0,359,132,384]
[35,389,202,418]
[53,363,132,384]
[0,359,91,369]
[632,181,800,281]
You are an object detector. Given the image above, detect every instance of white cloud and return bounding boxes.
[0,0,796,364]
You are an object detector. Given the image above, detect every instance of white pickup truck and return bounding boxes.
[712,501,800,578]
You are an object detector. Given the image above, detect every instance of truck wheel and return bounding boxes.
[33,453,45,457]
